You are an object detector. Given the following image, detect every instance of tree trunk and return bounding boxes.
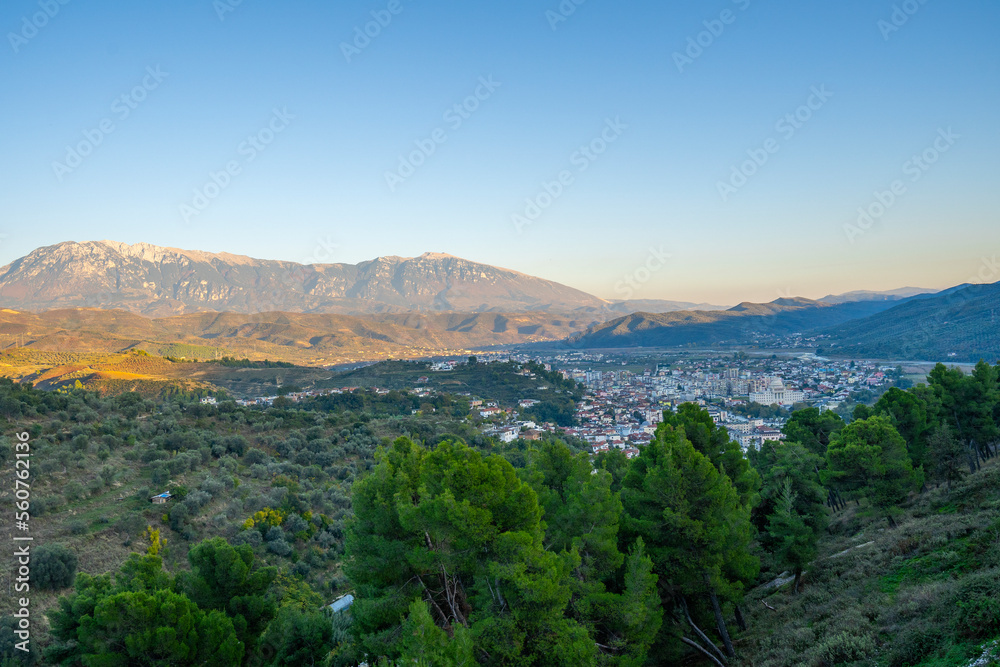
[887,514,897,529]
[681,636,727,667]
[792,569,802,594]
[707,578,736,658]
[734,605,747,632]
[681,596,727,665]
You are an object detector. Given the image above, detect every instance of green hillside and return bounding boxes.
[2,361,999,666]
[819,282,1000,362]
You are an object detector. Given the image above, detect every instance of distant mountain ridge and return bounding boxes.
[818,286,938,305]
[0,241,614,316]
[817,281,1000,361]
[565,295,931,349]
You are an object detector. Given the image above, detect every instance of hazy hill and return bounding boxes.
[605,299,728,313]
[818,281,1000,361]
[818,286,937,304]
[0,241,610,315]
[566,296,919,348]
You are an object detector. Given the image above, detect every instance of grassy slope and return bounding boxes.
[737,458,1000,667]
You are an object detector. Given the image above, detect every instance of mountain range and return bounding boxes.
[565,283,1000,362]
[0,241,725,317]
[0,241,993,363]
[565,297,917,349]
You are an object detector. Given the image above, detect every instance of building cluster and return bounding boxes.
[557,354,894,413]
[538,353,900,455]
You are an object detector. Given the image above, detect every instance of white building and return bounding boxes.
[749,378,805,406]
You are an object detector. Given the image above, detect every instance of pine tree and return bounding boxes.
[620,425,757,661]
[766,479,816,593]
[824,416,923,527]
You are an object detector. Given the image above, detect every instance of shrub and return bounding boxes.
[886,626,947,667]
[267,538,292,556]
[234,530,263,548]
[67,520,88,535]
[951,569,1000,640]
[31,544,78,590]
[812,631,877,664]
[150,465,169,486]
[63,481,83,501]
[168,504,190,531]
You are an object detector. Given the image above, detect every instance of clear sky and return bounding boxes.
[2,0,998,304]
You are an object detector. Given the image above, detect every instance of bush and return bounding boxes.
[267,538,292,556]
[63,481,83,502]
[168,504,190,531]
[31,544,78,590]
[234,530,263,548]
[67,520,87,535]
[886,626,947,667]
[812,631,877,664]
[150,465,169,486]
[951,569,1000,640]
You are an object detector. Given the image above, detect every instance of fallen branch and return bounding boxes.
[681,636,726,667]
[681,597,728,665]
[761,599,777,611]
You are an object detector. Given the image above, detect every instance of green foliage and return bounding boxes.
[396,601,474,666]
[519,441,661,664]
[765,480,817,589]
[259,606,334,667]
[663,403,761,507]
[345,437,596,665]
[780,407,844,457]
[872,387,933,468]
[928,361,1000,471]
[31,544,78,591]
[80,589,242,666]
[46,554,243,666]
[619,423,757,657]
[176,537,277,657]
[824,415,924,523]
[927,424,966,489]
[951,569,1000,641]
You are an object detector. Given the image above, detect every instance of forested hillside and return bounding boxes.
[566,297,917,349]
[818,281,1000,361]
[1,360,999,665]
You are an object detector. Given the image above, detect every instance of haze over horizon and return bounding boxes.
[3,0,998,304]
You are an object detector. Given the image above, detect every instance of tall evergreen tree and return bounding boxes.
[520,440,661,665]
[345,437,596,666]
[823,416,923,527]
[872,387,933,468]
[663,403,761,508]
[619,425,757,662]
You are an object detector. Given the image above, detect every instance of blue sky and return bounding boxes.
[1,0,998,304]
